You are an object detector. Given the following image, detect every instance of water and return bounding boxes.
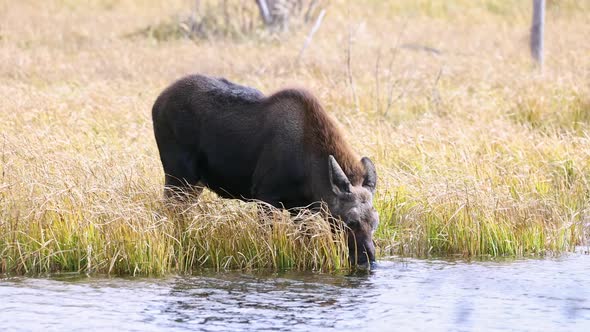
[1,251,589,332]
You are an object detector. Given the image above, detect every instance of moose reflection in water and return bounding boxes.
[152,75,379,266]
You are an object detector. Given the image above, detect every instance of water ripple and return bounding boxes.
[1,252,589,331]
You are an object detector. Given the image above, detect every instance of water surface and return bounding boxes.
[1,251,589,331]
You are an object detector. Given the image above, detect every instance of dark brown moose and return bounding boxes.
[152,75,379,267]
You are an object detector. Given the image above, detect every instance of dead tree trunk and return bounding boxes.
[530,0,545,68]
[256,0,273,26]
[255,0,303,32]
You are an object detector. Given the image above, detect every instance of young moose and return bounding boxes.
[152,75,379,267]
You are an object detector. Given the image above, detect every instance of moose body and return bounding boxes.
[152,74,378,266]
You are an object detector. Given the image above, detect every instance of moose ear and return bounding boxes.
[361,157,377,194]
[328,155,352,195]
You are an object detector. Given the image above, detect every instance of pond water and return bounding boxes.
[1,250,589,331]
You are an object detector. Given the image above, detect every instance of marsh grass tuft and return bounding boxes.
[126,0,324,42]
[126,1,263,42]
[0,183,348,275]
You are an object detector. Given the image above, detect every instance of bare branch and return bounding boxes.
[304,0,319,23]
[297,9,327,62]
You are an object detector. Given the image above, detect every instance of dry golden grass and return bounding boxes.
[1,0,589,274]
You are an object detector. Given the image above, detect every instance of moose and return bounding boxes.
[152,75,379,267]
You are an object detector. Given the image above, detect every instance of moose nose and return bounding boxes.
[350,241,376,269]
[365,240,376,262]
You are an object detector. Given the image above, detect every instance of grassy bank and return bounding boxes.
[1,0,589,275]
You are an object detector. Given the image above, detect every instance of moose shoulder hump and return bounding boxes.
[265,88,365,185]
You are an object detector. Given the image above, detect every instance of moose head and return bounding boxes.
[327,155,379,268]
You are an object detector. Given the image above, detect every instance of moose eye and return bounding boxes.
[347,218,360,228]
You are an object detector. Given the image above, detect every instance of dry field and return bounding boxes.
[1,0,589,275]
